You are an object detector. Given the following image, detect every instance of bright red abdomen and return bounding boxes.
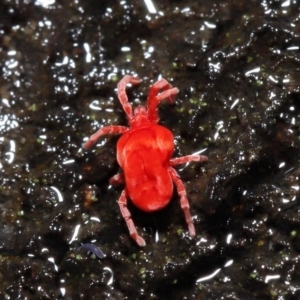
[117,124,174,212]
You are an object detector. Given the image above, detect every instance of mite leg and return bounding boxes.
[168,167,196,237]
[83,125,128,149]
[118,189,146,247]
[117,75,142,121]
[109,173,125,185]
[147,78,179,123]
[170,154,208,166]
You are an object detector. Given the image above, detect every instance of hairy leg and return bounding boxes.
[83,125,128,149]
[170,154,208,166]
[168,167,196,237]
[117,75,141,121]
[118,189,146,247]
[147,78,179,123]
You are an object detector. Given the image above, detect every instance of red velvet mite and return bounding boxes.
[84,75,207,246]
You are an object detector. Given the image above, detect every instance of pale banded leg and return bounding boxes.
[118,189,146,247]
[170,154,208,166]
[147,78,179,123]
[83,125,128,149]
[117,75,141,121]
[168,167,196,237]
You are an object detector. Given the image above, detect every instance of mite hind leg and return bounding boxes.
[168,167,196,237]
[118,189,146,247]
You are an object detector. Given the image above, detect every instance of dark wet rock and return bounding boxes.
[1,0,300,299]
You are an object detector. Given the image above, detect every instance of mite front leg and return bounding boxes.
[83,125,129,149]
[117,75,142,121]
[147,78,178,104]
[168,167,196,237]
[147,78,179,123]
[118,189,146,247]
